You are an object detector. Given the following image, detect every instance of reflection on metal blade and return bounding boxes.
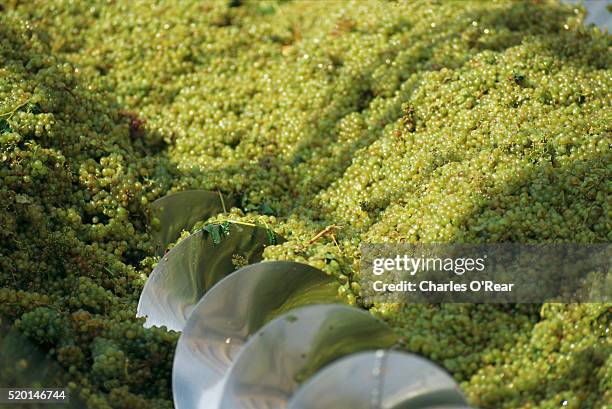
[173,261,343,409]
[150,190,236,255]
[137,224,281,331]
[563,0,612,31]
[220,304,398,409]
[287,350,469,409]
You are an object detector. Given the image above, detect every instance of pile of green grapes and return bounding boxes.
[0,1,609,408]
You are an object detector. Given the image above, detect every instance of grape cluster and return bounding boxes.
[91,338,127,390]
[1,1,609,408]
[0,12,175,408]
[16,307,64,346]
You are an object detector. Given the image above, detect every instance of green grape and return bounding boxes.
[0,1,609,408]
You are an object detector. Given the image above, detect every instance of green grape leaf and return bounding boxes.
[266,228,277,245]
[0,118,11,134]
[203,224,223,245]
[221,221,232,236]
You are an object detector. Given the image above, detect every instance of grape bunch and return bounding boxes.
[0,1,609,408]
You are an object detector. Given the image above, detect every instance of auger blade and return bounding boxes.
[149,190,235,255]
[287,350,470,409]
[219,304,398,409]
[137,223,280,331]
[173,261,343,409]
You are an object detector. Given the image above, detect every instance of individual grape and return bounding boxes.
[0,1,609,408]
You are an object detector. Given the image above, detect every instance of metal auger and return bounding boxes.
[218,304,398,409]
[139,188,284,331]
[287,350,470,409]
[149,189,236,256]
[173,261,344,408]
[138,190,474,409]
[137,222,281,331]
